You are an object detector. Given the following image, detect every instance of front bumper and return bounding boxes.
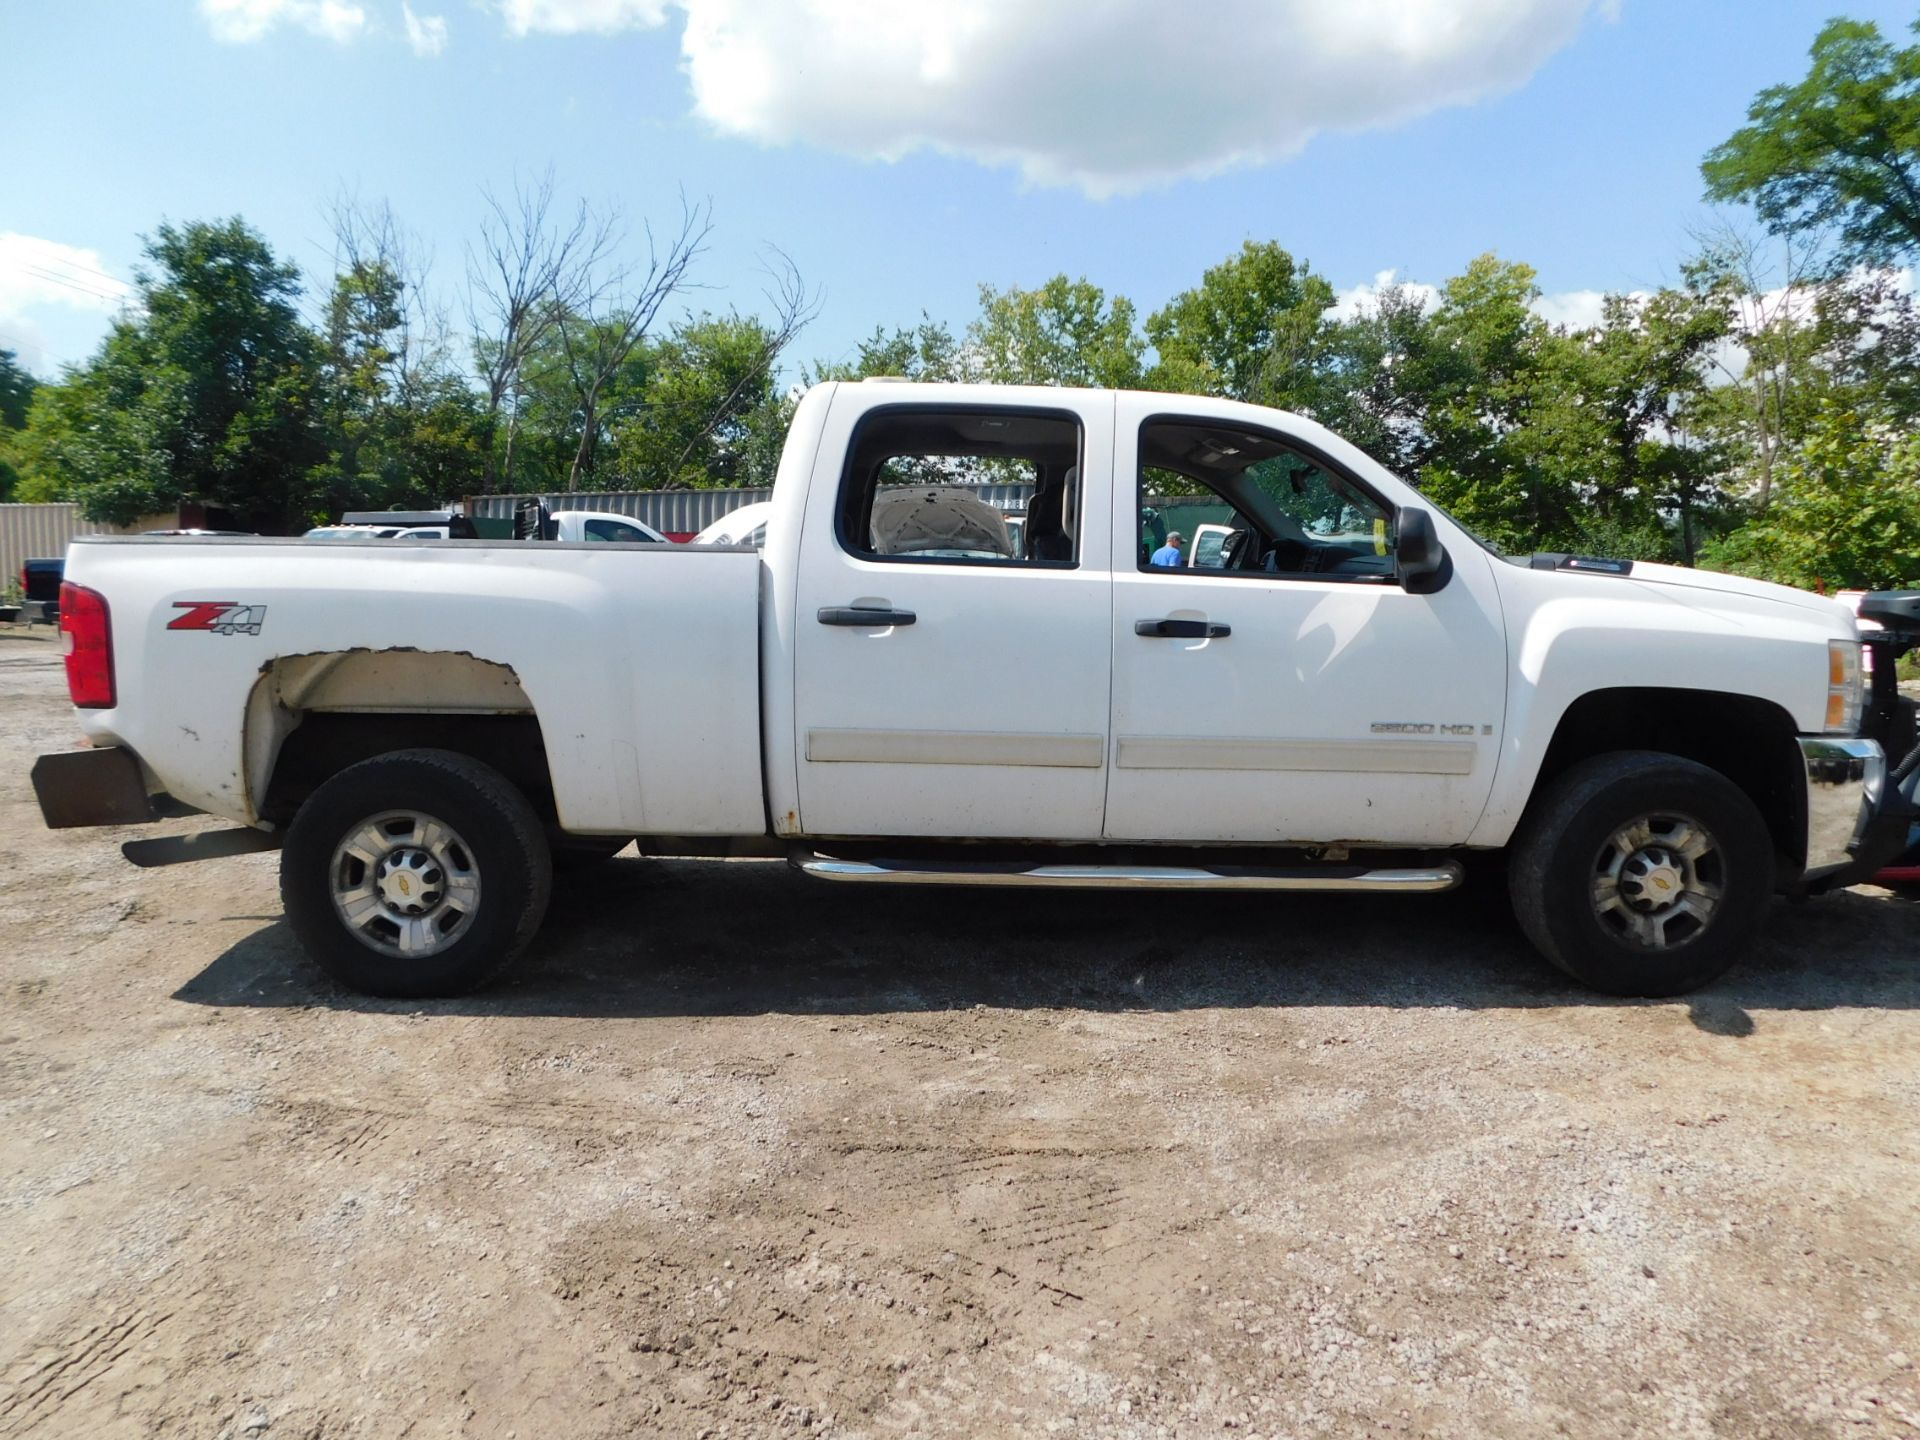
[1799,736,1911,891]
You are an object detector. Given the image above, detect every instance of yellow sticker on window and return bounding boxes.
[1373,517,1388,556]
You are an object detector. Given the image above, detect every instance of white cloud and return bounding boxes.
[1334,270,1444,320]
[498,0,665,36]
[402,0,448,55]
[673,0,1603,196]
[1336,269,1647,334]
[0,317,54,374]
[0,235,130,376]
[1531,288,1615,331]
[488,0,1603,193]
[200,0,369,43]
[0,234,130,318]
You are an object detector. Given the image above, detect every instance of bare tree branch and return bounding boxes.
[464,168,616,488]
[1686,214,1830,509]
[327,191,446,407]
[663,246,822,479]
[554,194,716,489]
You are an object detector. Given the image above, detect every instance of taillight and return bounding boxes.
[60,582,115,709]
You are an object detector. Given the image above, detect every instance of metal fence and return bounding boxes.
[466,483,1039,539]
[1,505,124,590]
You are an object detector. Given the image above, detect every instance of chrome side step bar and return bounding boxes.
[794,857,1464,893]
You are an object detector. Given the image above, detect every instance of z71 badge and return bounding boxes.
[167,601,267,636]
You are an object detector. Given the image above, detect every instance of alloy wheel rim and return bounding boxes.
[1589,812,1724,951]
[329,809,482,959]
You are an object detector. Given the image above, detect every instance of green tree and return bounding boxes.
[968,276,1145,387]
[490,320,589,493]
[1309,281,1441,476]
[1520,288,1732,562]
[1703,18,1920,266]
[28,218,326,528]
[310,258,487,514]
[0,347,35,432]
[610,313,793,489]
[0,347,37,500]
[13,344,183,521]
[1400,255,1560,552]
[805,316,964,384]
[1683,232,1826,511]
[1685,233,1920,526]
[1144,240,1334,404]
[1702,402,1920,588]
[1337,255,1724,560]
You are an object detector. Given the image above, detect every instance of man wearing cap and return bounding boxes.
[1149,531,1185,567]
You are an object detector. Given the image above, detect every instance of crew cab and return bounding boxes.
[32,382,1912,999]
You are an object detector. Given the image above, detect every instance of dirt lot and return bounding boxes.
[2,630,1918,1439]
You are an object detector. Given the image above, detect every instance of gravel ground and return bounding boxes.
[1,629,1917,1439]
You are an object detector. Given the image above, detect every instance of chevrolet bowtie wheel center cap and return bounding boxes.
[376,849,443,915]
[1620,848,1686,913]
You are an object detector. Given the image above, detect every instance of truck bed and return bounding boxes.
[62,534,767,836]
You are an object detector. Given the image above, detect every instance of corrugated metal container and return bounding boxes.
[1,504,123,592]
[464,490,771,537]
[466,483,1037,538]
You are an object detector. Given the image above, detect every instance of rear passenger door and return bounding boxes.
[791,395,1115,840]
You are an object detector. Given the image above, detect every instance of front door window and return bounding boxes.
[1137,419,1396,583]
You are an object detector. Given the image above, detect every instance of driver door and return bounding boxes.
[1104,397,1507,846]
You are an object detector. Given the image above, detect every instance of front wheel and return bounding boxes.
[280,748,553,998]
[1508,751,1773,997]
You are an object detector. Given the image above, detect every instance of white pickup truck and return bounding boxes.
[33,382,1914,999]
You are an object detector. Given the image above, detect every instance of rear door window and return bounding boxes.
[835,407,1082,567]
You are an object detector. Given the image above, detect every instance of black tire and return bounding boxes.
[1508,750,1772,997]
[280,748,553,998]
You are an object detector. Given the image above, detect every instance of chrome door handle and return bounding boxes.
[1135,618,1229,638]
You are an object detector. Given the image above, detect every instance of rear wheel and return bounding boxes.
[281,748,552,997]
[1509,751,1772,996]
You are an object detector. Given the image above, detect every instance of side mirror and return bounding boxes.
[1396,507,1451,595]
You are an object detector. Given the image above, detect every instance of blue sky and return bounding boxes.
[3,1,1916,380]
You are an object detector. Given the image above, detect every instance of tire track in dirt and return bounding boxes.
[0,1305,173,1436]
[543,1129,1229,1435]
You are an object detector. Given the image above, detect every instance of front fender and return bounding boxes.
[1467,584,1838,847]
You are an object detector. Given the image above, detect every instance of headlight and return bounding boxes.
[1825,640,1865,734]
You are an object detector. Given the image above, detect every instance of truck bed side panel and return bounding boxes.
[63,537,766,836]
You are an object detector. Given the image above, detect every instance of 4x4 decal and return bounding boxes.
[167,601,267,636]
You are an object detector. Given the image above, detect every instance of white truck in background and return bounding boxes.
[306,508,672,545]
[33,382,1915,999]
[692,500,775,548]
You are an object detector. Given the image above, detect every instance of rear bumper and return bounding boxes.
[32,747,159,829]
[1799,737,1911,891]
